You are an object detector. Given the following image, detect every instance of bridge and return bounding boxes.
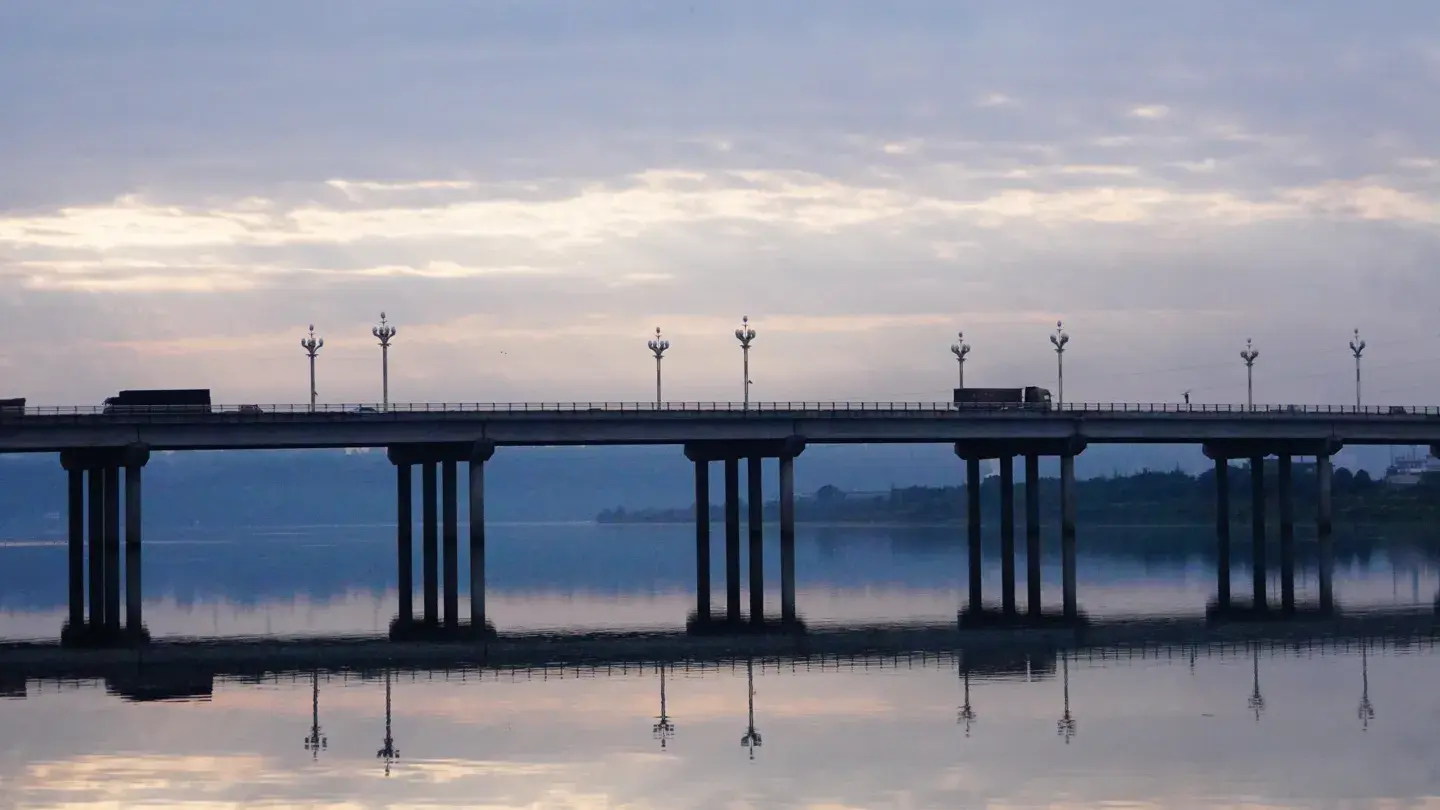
[2,400,1438,649]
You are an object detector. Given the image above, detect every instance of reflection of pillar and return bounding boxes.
[103,464,121,633]
[966,457,982,613]
[396,464,413,623]
[1317,453,1334,612]
[1277,454,1295,612]
[779,455,796,624]
[1215,459,1231,609]
[1060,454,1077,619]
[694,460,711,619]
[1251,456,1266,610]
[747,456,763,624]
[998,455,1016,615]
[441,459,459,628]
[124,459,143,634]
[724,458,741,623]
[468,441,494,631]
[421,462,438,625]
[87,468,103,628]
[67,468,83,630]
[1024,455,1041,617]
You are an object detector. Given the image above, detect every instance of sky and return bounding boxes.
[3,1,1440,408]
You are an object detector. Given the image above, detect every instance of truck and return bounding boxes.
[0,397,25,415]
[953,386,1052,410]
[102,389,212,415]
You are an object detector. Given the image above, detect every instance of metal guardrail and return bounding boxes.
[2,401,1439,419]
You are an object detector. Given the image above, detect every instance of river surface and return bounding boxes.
[0,522,1438,807]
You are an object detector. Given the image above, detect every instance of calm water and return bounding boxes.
[1,522,1439,807]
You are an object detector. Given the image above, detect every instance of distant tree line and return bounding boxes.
[596,465,1440,526]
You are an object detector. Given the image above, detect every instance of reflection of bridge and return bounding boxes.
[1,608,1434,698]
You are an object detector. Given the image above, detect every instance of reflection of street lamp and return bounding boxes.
[950,332,971,390]
[1248,643,1266,722]
[373,312,397,411]
[1357,643,1375,731]
[1349,329,1366,410]
[303,670,327,759]
[377,670,400,777]
[956,658,976,737]
[653,663,676,748]
[1050,321,1069,408]
[648,327,670,408]
[735,316,756,409]
[1240,339,1259,411]
[740,659,762,760]
[1056,651,1076,744]
[301,325,324,411]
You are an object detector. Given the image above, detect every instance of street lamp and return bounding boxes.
[653,663,676,748]
[373,312,397,411]
[1349,328,1366,411]
[648,327,670,408]
[1049,321,1069,408]
[300,325,324,412]
[377,669,400,777]
[740,659,762,760]
[735,316,756,409]
[303,670,327,759]
[1056,651,1076,744]
[1240,338,1259,411]
[950,331,971,390]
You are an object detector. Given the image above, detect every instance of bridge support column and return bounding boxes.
[442,459,459,629]
[395,464,413,623]
[123,444,149,638]
[421,461,439,626]
[1060,453,1077,620]
[724,457,741,623]
[1317,452,1334,613]
[103,463,120,634]
[1250,456,1266,611]
[66,467,84,632]
[87,467,104,631]
[1024,455,1041,617]
[747,456,764,625]
[1277,454,1295,613]
[998,455,1016,615]
[779,454,797,624]
[1215,459,1231,610]
[966,457,983,614]
[469,440,495,633]
[694,460,711,620]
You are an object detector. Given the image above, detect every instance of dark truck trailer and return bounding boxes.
[0,398,24,419]
[103,388,212,414]
[953,386,1052,408]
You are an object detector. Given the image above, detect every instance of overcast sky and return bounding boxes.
[3,1,1440,407]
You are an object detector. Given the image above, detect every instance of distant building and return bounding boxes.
[1384,453,1440,486]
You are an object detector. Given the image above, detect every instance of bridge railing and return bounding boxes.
[4,401,1440,419]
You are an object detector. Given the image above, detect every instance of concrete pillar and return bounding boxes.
[421,461,438,625]
[998,455,1016,615]
[1215,459,1231,610]
[694,460,711,619]
[124,461,143,635]
[1250,456,1266,610]
[966,457,982,613]
[87,468,103,628]
[396,464,413,623]
[441,459,459,628]
[779,454,796,624]
[103,465,121,633]
[67,468,84,630]
[724,457,741,623]
[1024,454,1041,617]
[469,441,494,631]
[1277,454,1295,612]
[1317,453,1334,613]
[1060,453,1077,619]
[747,456,764,625]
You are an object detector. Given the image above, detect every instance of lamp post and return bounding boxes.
[1240,338,1259,411]
[1349,328,1366,411]
[740,658,762,760]
[653,663,676,748]
[377,669,399,777]
[303,670,327,759]
[1247,643,1265,722]
[1357,642,1375,731]
[648,327,670,408]
[950,331,971,390]
[1049,321,1069,408]
[735,316,756,409]
[1056,651,1076,744]
[301,325,324,412]
[956,659,976,738]
[373,312,397,411]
